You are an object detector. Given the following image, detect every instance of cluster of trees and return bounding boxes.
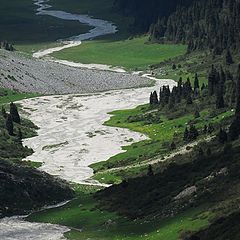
[150,74,202,108]
[113,0,194,32]
[150,0,240,54]
[0,41,14,51]
[2,103,21,137]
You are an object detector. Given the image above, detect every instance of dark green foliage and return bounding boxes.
[0,159,74,217]
[97,138,240,219]
[6,114,13,136]
[235,65,240,119]
[194,73,199,92]
[170,141,176,150]
[225,49,234,65]
[194,109,200,118]
[10,102,20,124]
[186,94,193,105]
[218,128,228,144]
[114,0,193,32]
[228,118,240,141]
[147,165,154,176]
[1,107,7,118]
[183,125,198,142]
[187,211,240,240]
[150,0,240,54]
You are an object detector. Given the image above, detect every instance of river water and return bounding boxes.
[0,0,175,239]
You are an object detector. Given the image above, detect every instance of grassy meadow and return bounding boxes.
[90,103,233,184]
[28,185,212,240]
[52,37,187,70]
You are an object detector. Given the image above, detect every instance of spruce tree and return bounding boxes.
[10,102,21,124]
[6,114,14,136]
[183,127,189,141]
[194,73,200,91]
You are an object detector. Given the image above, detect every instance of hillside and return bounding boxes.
[0,99,74,217]
[1,0,240,239]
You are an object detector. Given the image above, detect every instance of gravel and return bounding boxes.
[0,50,151,94]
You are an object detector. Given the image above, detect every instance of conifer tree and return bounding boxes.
[10,102,20,124]
[6,114,14,136]
[183,127,189,141]
[194,73,200,91]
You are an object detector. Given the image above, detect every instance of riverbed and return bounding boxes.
[0,0,175,239]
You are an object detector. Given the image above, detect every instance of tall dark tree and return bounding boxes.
[194,73,200,92]
[10,102,21,124]
[6,114,14,136]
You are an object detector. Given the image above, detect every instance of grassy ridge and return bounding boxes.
[90,104,233,184]
[29,185,212,240]
[53,37,186,70]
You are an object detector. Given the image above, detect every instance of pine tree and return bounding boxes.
[183,127,189,141]
[6,114,14,136]
[17,128,23,141]
[10,102,21,124]
[194,73,200,91]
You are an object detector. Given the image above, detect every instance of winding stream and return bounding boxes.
[0,0,175,239]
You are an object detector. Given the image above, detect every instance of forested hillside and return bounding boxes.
[150,0,240,54]
[113,0,194,32]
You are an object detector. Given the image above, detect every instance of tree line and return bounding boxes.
[149,0,240,54]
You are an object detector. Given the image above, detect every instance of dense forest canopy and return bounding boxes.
[113,0,195,32]
[115,0,240,54]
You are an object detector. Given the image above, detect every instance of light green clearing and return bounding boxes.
[53,37,187,70]
[91,104,233,183]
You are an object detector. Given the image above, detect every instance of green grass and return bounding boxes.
[0,88,40,105]
[28,185,212,240]
[53,37,187,70]
[90,104,234,182]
